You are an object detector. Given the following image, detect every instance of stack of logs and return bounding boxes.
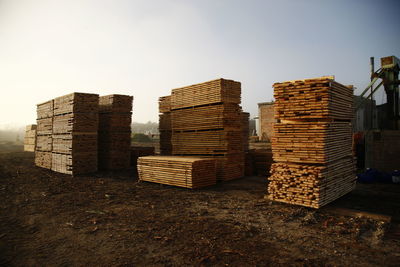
[24,124,37,152]
[268,77,356,208]
[98,94,133,170]
[51,93,99,175]
[157,78,247,181]
[35,100,53,168]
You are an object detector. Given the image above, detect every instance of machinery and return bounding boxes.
[356,56,400,172]
[357,56,400,130]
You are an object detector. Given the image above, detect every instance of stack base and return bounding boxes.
[138,156,216,189]
[268,157,356,208]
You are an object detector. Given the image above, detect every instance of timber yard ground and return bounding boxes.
[1,142,400,266]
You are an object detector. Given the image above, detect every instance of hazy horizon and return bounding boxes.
[1,0,399,129]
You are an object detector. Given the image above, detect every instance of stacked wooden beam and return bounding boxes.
[169,78,245,181]
[268,77,356,208]
[24,124,37,152]
[138,156,216,189]
[35,100,53,168]
[159,96,172,155]
[170,79,241,110]
[98,94,133,170]
[51,93,99,175]
[273,77,354,120]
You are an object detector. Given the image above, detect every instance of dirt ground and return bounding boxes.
[1,144,400,266]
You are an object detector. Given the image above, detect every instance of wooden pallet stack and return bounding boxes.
[51,93,99,175]
[159,96,172,155]
[98,94,133,170]
[268,77,356,208]
[24,124,37,152]
[138,156,216,189]
[35,100,53,168]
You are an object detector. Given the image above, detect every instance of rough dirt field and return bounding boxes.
[1,144,400,266]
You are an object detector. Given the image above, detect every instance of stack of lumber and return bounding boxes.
[35,100,53,168]
[158,95,171,113]
[268,158,355,208]
[241,112,250,152]
[268,77,356,208]
[51,93,99,175]
[169,78,245,181]
[170,79,241,110]
[24,124,37,152]
[272,121,352,164]
[98,94,133,170]
[159,96,172,155]
[138,156,216,189]
[273,77,354,120]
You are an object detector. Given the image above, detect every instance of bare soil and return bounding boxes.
[1,144,400,266]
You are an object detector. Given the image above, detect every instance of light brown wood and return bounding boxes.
[170,78,241,110]
[35,93,99,175]
[268,77,355,208]
[24,124,37,152]
[157,78,246,181]
[138,156,217,189]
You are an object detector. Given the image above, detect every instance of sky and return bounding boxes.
[0,0,399,129]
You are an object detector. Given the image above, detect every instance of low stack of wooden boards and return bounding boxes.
[24,124,37,152]
[98,95,133,170]
[51,93,99,175]
[137,156,216,189]
[158,95,172,155]
[35,100,53,168]
[268,77,356,208]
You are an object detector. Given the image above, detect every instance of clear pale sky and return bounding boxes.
[0,0,399,128]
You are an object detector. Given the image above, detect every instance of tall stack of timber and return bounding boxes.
[169,78,245,181]
[51,93,99,174]
[98,94,133,170]
[159,95,172,155]
[268,77,356,208]
[35,100,53,168]
[138,156,216,189]
[51,93,99,175]
[24,124,37,152]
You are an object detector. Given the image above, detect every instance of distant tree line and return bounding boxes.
[131,121,158,134]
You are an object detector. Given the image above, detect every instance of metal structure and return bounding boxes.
[357,56,400,130]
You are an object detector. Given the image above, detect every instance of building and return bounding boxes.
[257,102,274,142]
